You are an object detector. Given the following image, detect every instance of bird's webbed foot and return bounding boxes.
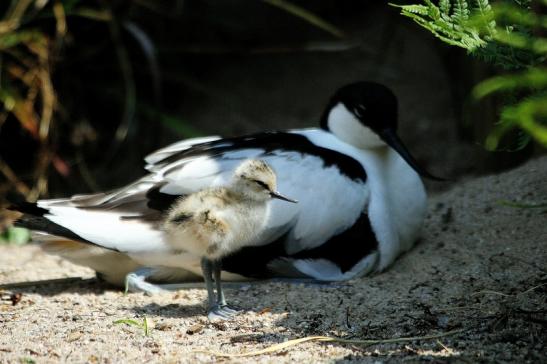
[207,303,240,321]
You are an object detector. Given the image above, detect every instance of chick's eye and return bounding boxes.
[252,179,269,189]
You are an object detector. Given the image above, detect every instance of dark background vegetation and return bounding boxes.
[0,0,538,214]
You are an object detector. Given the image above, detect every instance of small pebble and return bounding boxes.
[186,323,204,335]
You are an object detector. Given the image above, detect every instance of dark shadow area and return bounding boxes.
[0,0,538,206]
[131,302,205,319]
[126,279,350,319]
[2,277,118,297]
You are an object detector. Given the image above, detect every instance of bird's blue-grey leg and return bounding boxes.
[125,268,168,295]
[123,266,246,294]
[213,261,239,315]
[200,257,216,310]
[124,267,215,293]
[213,261,225,305]
[201,258,238,320]
[125,267,224,294]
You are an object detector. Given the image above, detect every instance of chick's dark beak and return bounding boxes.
[270,191,298,203]
[379,129,445,181]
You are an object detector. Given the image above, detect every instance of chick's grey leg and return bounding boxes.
[214,261,226,305]
[213,261,239,315]
[200,257,216,310]
[201,258,234,320]
[201,257,239,320]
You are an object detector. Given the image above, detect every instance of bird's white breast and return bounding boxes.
[294,129,426,270]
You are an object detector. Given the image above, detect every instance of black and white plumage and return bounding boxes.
[12,81,436,287]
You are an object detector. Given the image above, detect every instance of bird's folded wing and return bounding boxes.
[35,129,367,256]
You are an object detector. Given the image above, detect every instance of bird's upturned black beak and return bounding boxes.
[379,129,445,181]
[270,191,298,203]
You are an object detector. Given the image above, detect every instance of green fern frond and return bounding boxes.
[515,129,532,151]
[474,0,496,37]
[439,0,451,15]
[486,94,547,150]
[494,30,547,54]
[473,68,547,99]
[452,0,470,25]
[474,0,493,17]
[393,4,430,16]
[391,1,488,51]
[502,95,547,146]
[394,0,547,149]
[424,0,441,21]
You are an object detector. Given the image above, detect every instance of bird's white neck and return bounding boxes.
[327,103,386,150]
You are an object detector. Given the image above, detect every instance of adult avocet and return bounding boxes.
[12,81,440,290]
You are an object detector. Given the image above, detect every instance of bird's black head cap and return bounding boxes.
[320,81,398,133]
[319,81,444,181]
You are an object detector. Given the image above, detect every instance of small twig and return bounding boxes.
[471,290,512,298]
[514,308,547,314]
[518,283,547,296]
[498,200,547,209]
[0,157,30,195]
[436,339,455,353]
[471,283,547,298]
[193,329,465,358]
[262,0,345,38]
[434,303,485,312]
[0,0,33,34]
[160,41,364,55]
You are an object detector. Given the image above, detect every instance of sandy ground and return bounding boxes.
[0,157,546,363]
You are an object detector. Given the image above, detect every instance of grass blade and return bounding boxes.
[194,329,464,357]
[262,0,345,38]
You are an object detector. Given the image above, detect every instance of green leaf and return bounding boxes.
[143,316,150,336]
[19,358,36,364]
[113,317,152,336]
[0,227,30,245]
[113,319,143,327]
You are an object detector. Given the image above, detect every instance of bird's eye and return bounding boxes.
[354,105,367,117]
[252,179,269,190]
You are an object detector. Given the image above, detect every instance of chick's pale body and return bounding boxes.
[158,159,296,320]
[163,188,269,260]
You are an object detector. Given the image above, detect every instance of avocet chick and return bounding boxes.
[162,159,297,320]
